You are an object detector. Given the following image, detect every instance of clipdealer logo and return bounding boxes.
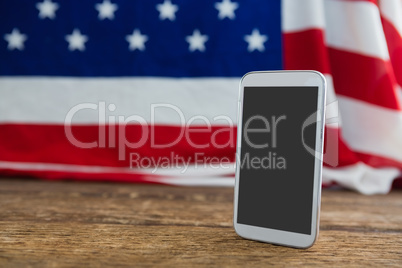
[63,100,339,172]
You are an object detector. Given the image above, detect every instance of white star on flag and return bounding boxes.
[186,29,208,52]
[65,29,88,51]
[4,28,27,51]
[95,0,118,20]
[244,29,268,52]
[215,0,238,20]
[156,0,178,21]
[36,0,59,20]
[126,29,148,51]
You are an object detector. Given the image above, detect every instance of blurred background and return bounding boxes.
[0,0,401,194]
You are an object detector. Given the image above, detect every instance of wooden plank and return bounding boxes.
[0,178,401,267]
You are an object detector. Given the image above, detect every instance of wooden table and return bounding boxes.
[0,178,401,267]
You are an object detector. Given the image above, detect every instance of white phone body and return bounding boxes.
[233,71,326,248]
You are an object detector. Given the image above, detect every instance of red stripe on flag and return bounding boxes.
[283,29,331,74]
[0,124,236,167]
[328,48,401,110]
[354,152,402,169]
[0,124,371,170]
[381,16,402,88]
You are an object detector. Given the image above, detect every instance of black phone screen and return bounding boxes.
[237,86,319,235]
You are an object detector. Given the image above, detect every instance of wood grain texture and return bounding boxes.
[0,178,401,267]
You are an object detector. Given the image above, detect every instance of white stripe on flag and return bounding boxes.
[282,0,325,32]
[0,76,341,126]
[0,77,239,125]
[379,0,402,37]
[283,0,390,61]
[339,95,402,163]
[324,0,390,60]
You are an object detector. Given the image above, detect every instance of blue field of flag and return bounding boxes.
[0,0,282,77]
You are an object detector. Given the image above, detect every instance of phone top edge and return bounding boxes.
[240,70,327,87]
[241,70,326,77]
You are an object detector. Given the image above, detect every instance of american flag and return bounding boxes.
[1,0,401,194]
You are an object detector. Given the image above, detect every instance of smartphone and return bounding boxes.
[233,71,326,248]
